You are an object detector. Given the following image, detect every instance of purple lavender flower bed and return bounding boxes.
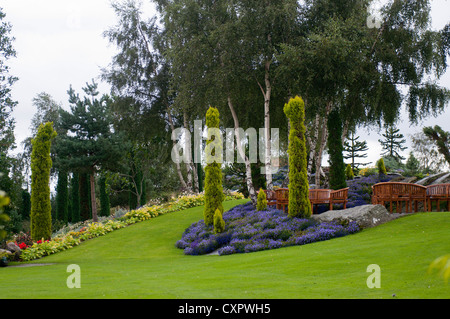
[176,202,360,256]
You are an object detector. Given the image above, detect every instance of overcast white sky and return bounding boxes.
[2,0,450,168]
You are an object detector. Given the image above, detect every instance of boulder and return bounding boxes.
[6,242,21,254]
[5,242,21,260]
[312,204,402,229]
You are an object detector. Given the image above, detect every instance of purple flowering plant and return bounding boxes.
[176,202,360,256]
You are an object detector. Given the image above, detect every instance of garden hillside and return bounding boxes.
[1,199,449,299]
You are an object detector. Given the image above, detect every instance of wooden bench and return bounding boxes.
[274,187,349,214]
[426,184,450,212]
[275,188,289,212]
[309,189,332,214]
[372,182,428,213]
[330,187,349,209]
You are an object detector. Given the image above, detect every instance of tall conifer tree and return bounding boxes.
[327,109,347,190]
[284,96,311,218]
[30,122,57,241]
[204,107,224,226]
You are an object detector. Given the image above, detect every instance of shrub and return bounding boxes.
[214,208,225,234]
[283,96,311,218]
[376,158,387,175]
[345,164,354,180]
[327,108,347,190]
[30,122,57,241]
[256,188,268,211]
[204,107,225,226]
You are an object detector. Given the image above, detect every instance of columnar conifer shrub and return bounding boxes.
[345,164,354,180]
[283,96,311,218]
[377,158,387,175]
[99,175,110,217]
[71,172,80,223]
[256,188,267,211]
[31,122,57,241]
[213,208,225,234]
[204,107,224,226]
[327,108,347,190]
[56,170,69,223]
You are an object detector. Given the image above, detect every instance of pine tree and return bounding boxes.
[327,109,347,190]
[405,152,420,176]
[203,107,224,226]
[30,122,57,241]
[55,81,124,222]
[284,96,311,218]
[343,131,371,171]
[379,125,407,162]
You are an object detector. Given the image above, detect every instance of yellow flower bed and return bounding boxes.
[20,191,244,261]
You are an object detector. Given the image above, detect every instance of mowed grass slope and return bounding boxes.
[0,199,449,299]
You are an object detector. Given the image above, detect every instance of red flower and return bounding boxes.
[18,242,27,249]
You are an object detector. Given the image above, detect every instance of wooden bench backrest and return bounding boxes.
[426,184,450,196]
[264,190,277,201]
[275,188,289,201]
[309,189,331,200]
[331,187,349,200]
[373,182,427,197]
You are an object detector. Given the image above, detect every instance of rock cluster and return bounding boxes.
[0,242,21,266]
[312,204,403,229]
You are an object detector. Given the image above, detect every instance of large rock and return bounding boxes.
[312,204,402,229]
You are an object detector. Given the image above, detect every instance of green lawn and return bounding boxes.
[1,199,449,299]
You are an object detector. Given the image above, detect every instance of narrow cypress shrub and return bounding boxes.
[213,208,225,234]
[30,122,57,241]
[56,170,69,223]
[377,158,387,175]
[283,96,312,218]
[99,174,110,217]
[79,172,91,221]
[345,164,354,180]
[71,172,80,223]
[204,107,224,226]
[256,188,268,211]
[327,108,347,190]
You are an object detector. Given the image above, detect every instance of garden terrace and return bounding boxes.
[176,202,360,256]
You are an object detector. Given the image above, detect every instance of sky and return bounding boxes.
[2,0,450,169]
